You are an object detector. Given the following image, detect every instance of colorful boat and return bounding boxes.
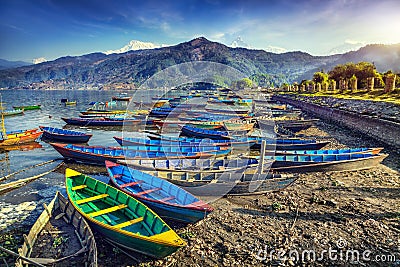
[0,128,43,147]
[118,157,262,172]
[114,136,256,148]
[139,169,298,196]
[62,117,142,126]
[40,126,93,143]
[112,93,132,101]
[106,161,213,223]
[50,143,226,165]
[16,191,98,267]
[65,101,77,105]
[274,147,383,156]
[111,144,230,155]
[180,125,232,140]
[65,169,186,258]
[269,153,388,172]
[13,104,41,110]
[2,109,24,116]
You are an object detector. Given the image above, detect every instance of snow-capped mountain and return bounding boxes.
[230,36,251,49]
[264,45,287,54]
[104,40,163,55]
[33,57,47,64]
[328,41,366,55]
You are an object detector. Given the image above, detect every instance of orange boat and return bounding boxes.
[0,129,43,147]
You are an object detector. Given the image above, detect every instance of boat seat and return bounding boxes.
[76,194,109,205]
[112,217,143,229]
[135,187,161,196]
[120,180,144,188]
[88,204,127,217]
[113,174,123,178]
[71,185,87,191]
[159,196,175,202]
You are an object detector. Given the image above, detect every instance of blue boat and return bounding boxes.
[268,153,388,172]
[111,144,230,155]
[50,143,227,165]
[39,126,92,143]
[106,161,213,223]
[114,136,255,148]
[180,125,232,140]
[275,147,383,156]
[62,117,142,126]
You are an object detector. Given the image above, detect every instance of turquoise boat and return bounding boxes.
[65,169,186,258]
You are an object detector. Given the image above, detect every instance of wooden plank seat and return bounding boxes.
[72,185,87,191]
[120,180,144,188]
[76,194,109,205]
[135,187,161,196]
[87,204,127,217]
[158,196,176,202]
[112,217,143,229]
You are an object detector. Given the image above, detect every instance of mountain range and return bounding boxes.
[0,37,399,89]
[0,59,31,70]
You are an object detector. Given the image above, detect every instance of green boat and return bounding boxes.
[13,104,41,110]
[65,169,186,258]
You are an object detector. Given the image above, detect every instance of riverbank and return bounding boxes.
[1,120,399,266]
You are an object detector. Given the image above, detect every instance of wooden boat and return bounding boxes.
[153,119,224,129]
[112,144,230,155]
[65,101,77,105]
[118,157,263,173]
[13,104,41,110]
[205,105,250,115]
[274,147,383,156]
[138,169,299,196]
[16,191,97,267]
[0,128,43,147]
[114,136,256,148]
[223,121,255,131]
[112,93,132,101]
[180,125,232,140]
[106,161,213,223]
[65,169,186,258]
[269,153,388,173]
[50,143,226,165]
[2,109,24,116]
[62,117,142,126]
[250,138,330,151]
[39,126,92,143]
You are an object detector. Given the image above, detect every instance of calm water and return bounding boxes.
[0,89,155,230]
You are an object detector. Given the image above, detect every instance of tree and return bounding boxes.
[313,71,329,84]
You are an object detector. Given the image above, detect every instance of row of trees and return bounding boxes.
[304,62,399,91]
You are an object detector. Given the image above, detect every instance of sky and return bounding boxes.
[1,0,400,62]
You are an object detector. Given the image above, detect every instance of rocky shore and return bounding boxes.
[1,121,399,266]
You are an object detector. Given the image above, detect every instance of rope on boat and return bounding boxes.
[0,158,63,183]
[0,162,64,195]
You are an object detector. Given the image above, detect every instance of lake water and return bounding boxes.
[0,89,156,230]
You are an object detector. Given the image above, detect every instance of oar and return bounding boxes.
[0,245,46,267]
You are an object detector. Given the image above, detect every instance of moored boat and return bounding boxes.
[39,126,93,143]
[50,143,226,165]
[65,169,186,258]
[2,109,24,116]
[0,128,43,147]
[13,104,41,110]
[16,191,97,267]
[106,161,213,223]
[62,117,142,126]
